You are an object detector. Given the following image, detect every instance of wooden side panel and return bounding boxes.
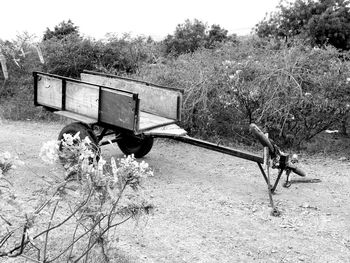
[81,73,180,120]
[36,75,62,108]
[100,88,137,130]
[65,82,99,119]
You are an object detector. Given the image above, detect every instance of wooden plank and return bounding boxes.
[143,124,187,137]
[138,111,176,132]
[100,88,137,130]
[65,82,99,119]
[36,75,62,108]
[81,73,181,120]
[54,110,97,124]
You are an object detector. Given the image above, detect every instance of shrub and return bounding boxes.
[0,134,153,262]
[255,0,350,50]
[0,34,47,121]
[42,34,98,78]
[137,47,232,140]
[137,40,350,147]
[222,42,350,147]
[162,19,235,56]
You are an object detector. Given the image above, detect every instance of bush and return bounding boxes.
[224,42,350,147]
[137,39,350,148]
[255,0,350,50]
[137,46,233,140]
[0,134,153,262]
[42,34,98,78]
[0,34,47,121]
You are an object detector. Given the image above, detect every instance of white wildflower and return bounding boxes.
[40,140,59,164]
[81,158,90,173]
[62,133,75,146]
[2,151,11,160]
[73,132,81,140]
[140,161,149,170]
[97,157,106,172]
[111,157,118,177]
[83,136,92,145]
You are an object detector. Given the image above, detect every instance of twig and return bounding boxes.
[74,216,132,263]
[34,179,73,215]
[0,176,13,186]
[0,214,12,226]
[5,223,30,257]
[34,188,93,240]
[43,199,60,261]
[107,183,127,226]
[47,215,107,263]
[0,231,14,248]
[20,254,41,263]
[84,229,94,263]
[67,224,79,263]
[28,240,41,261]
[0,188,94,259]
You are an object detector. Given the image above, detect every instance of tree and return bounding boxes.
[163,19,230,55]
[206,24,229,48]
[308,2,350,49]
[163,19,207,55]
[42,34,97,77]
[96,33,152,74]
[43,20,79,41]
[255,0,350,50]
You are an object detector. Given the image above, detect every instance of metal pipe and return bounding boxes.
[158,135,264,164]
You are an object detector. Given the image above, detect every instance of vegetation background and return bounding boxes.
[0,0,349,152]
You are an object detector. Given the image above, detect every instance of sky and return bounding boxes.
[0,0,283,41]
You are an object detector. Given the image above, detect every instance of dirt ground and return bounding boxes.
[0,120,349,263]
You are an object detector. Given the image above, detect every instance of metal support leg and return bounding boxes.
[260,140,281,216]
[266,163,281,217]
[271,169,284,193]
[257,163,269,186]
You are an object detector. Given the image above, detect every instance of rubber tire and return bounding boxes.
[58,122,99,153]
[117,134,153,158]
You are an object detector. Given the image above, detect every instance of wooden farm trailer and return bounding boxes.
[33,70,309,216]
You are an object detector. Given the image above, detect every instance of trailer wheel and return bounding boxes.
[117,134,153,158]
[58,122,99,162]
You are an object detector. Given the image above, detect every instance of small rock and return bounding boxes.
[339,157,347,162]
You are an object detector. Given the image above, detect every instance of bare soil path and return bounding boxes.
[0,120,349,262]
